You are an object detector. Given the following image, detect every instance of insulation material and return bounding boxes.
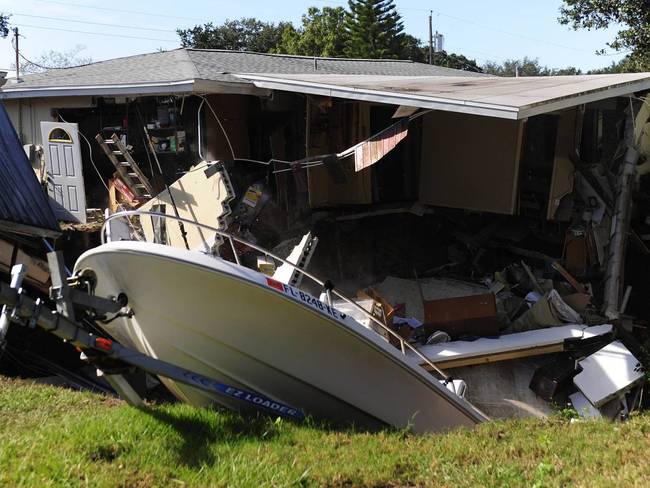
[418,111,524,215]
[140,162,234,253]
[354,118,408,172]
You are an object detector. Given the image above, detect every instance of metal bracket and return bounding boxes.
[0,264,27,351]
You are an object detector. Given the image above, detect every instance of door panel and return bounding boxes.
[40,122,87,223]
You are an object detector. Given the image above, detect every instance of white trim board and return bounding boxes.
[414,324,613,367]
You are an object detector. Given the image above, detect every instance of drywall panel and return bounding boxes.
[573,340,644,407]
[418,111,523,214]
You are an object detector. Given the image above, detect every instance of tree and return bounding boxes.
[433,51,483,72]
[559,0,650,70]
[274,7,347,57]
[482,57,582,76]
[0,13,8,38]
[397,35,482,71]
[344,0,406,58]
[11,45,92,74]
[177,18,290,53]
[588,57,635,73]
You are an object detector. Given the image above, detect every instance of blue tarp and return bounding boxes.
[0,101,59,236]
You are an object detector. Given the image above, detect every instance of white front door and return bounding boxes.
[40,121,86,223]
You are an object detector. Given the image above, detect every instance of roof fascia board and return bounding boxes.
[518,78,650,119]
[0,80,197,100]
[239,74,519,119]
[192,79,270,96]
[0,219,61,239]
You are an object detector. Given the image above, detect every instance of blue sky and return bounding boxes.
[0,0,627,75]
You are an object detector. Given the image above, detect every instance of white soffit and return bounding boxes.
[238,72,650,120]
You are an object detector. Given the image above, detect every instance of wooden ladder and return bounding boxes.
[95,133,154,200]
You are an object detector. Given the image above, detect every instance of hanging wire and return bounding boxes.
[196,95,236,160]
[58,113,110,192]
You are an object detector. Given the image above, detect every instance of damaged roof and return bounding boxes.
[237,72,650,119]
[0,48,485,99]
[0,102,60,238]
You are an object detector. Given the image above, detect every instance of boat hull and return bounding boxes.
[75,241,486,433]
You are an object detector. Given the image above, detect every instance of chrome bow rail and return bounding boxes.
[101,210,448,380]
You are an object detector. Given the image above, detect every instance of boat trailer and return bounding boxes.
[0,252,305,422]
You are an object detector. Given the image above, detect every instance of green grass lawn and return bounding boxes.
[1,375,649,487]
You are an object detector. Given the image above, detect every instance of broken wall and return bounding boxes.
[418,111,524,215]
[308,100,372,207]
[204,94,253,160]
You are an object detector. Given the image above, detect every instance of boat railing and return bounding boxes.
[101,210,449,381]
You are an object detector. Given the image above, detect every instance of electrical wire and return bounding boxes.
[12,23,178,44]
[9,12,178,34]
[196,95,236,159]
[58,114,110,192]
[32,0,207,22]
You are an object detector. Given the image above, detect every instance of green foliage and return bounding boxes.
[4,376,650,487]
[433,51,483,72]
[482,56,582,76]
[0,13,9,39]
[274,7,347,57]
[396,35,483,71]
[177,18,291,53]
[559,0,650,70]
[343,0,405,59]
[11,45,93,74]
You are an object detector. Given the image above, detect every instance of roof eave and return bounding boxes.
[518,78,650,119]
[238,73,650,120]
[237,74,520,119]
[0,78,270,100]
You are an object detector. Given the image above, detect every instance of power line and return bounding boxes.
[12,23,179,43]
[434,11,593,54]
[9,12,178,33]
[31,0,207,22]
[313,0,605,56]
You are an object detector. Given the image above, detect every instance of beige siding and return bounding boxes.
[3,96,95,145]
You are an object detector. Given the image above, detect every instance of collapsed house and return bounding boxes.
[2,48,650,422]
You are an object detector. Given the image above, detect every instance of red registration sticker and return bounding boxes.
[266,277,285,292]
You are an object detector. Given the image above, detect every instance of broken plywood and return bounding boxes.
[418,111,524,215]
[140,162,234,253]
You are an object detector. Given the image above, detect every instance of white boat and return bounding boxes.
[74,213,487,433]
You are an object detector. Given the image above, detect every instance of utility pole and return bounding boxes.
[13,27,20,82]
[428,11,433,64]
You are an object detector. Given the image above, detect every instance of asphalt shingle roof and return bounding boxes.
[4,48,485,91]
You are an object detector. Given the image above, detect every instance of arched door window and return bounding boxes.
[48,128,73,143]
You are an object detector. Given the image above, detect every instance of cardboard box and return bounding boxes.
[423,293,499,338]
